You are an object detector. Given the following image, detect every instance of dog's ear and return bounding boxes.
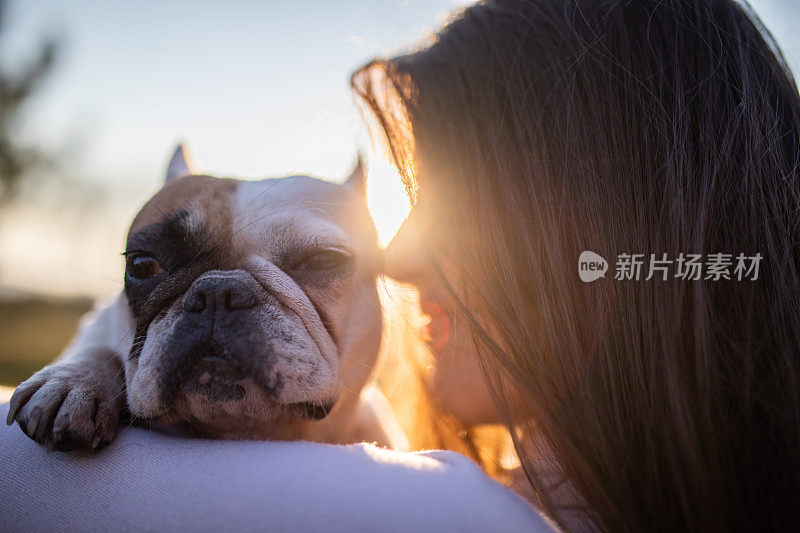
[344,153,367,197]
[165,143,195,183]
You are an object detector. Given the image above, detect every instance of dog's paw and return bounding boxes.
[6,351,125,451]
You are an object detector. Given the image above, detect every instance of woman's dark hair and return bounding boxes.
[353,0,800,530]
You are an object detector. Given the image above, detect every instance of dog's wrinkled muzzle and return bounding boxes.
[129,266,339,425]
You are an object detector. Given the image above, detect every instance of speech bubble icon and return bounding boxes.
[578,251,608,282]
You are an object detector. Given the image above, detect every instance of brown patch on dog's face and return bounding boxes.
[122,173,381,439]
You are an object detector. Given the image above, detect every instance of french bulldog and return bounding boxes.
[6,146,403,450]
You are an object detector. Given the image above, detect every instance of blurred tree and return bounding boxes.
[0,0,56,203]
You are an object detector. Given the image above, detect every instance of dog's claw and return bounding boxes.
[52,413,69,434]
[7,389,25,425]
[25,406,43,437]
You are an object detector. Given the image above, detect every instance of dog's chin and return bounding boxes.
[133,368,337,440]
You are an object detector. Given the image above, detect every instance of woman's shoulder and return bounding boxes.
[0,404,553,532]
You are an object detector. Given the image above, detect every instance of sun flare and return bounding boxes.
[365,155,412,247]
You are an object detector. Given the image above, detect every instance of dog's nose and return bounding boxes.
[184,277,256,313]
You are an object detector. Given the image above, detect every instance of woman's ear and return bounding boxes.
[384,208,427,282]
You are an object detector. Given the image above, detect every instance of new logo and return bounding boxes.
[578,251,608,282]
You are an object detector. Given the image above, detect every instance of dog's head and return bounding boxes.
[122,146,381,439]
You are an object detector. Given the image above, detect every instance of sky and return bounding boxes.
[1,0,799,298]
[2,0,467,182]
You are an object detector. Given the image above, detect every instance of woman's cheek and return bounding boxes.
[426,319,502,426]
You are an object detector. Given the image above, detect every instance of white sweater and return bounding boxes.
[0,403,554,532]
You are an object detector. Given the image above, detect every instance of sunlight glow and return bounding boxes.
[366,155,412,247]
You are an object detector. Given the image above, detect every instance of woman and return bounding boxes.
[355,0,800,530]
[2,0,798,531]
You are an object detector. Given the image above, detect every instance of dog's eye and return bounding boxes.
[297,249,350,271]
[126,253,167,280]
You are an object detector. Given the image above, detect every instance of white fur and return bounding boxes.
[57,292,134,365]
